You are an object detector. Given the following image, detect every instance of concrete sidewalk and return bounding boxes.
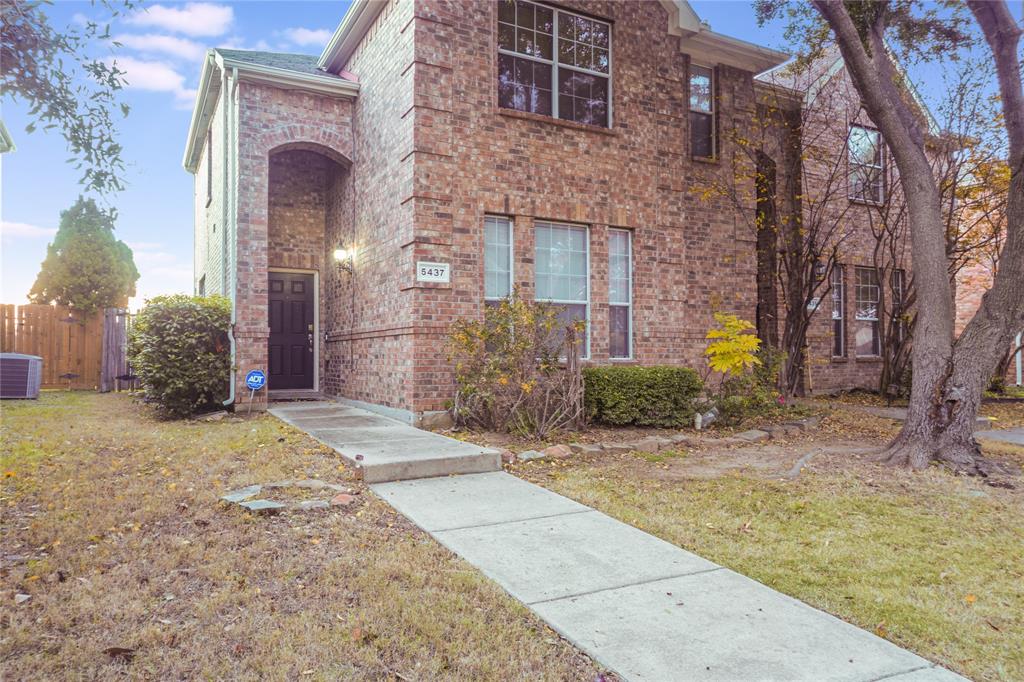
[269,401,501,483]
[975,426,1024,447]
[373,472,966,682]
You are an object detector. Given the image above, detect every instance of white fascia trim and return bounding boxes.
[685,30,789,73]
[217,54,360,99]
[661,0,703,36]
[660,1,788,72]
[318,0,387,73]
[182,51,219,173]
[0,120,15,153]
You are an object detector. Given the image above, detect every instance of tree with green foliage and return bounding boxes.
[29,197,139,315]
[756,0,1023,474]
[1,0,134,194]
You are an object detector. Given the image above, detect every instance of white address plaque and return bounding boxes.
[416,261,450,283]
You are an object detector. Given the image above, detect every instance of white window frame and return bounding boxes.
[608,228,632,360]
[854,266,881,357]
[484,215,514,302]
[848,124,886,204]
[496,0,613,128]
[689,63,715,159]
[534,221,590,358]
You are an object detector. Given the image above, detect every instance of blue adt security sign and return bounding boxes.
[245,370,266,391]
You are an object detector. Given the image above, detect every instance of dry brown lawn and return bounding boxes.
[507,409,1024,682]
[1,392,609,681]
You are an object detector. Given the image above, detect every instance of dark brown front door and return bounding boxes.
[268,272,314,390]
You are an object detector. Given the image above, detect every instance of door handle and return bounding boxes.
[307,332,314,352]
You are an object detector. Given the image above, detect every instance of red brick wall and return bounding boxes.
[389,0,762,413]
[223,0,927,416]
[321,0,420,412]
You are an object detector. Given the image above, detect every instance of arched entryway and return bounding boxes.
[266,142,351,394]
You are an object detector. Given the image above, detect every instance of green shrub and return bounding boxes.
[128,294,232,418]
[712,345,785,426]
[583,365,703,427]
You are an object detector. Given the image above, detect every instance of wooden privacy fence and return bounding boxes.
[0,304,132,391]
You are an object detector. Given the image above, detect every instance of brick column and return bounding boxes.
[234,141,270,410]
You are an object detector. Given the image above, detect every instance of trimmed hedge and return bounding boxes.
[583,365,703,427]
[128,294,232,418]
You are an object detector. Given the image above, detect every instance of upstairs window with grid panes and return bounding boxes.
[497,0,611,128]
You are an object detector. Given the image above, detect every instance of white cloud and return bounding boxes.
[217,36,271,52]
[125,2,233,38]
[281,27,333,47]
[114,33,207,62]
[105,57,196,104]
[1,221,57,240]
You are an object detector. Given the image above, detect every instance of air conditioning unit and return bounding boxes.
[0,353,43,399]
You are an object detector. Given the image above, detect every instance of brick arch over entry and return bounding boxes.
[268,140,353,170]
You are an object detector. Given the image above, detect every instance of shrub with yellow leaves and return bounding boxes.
[447,290,583,437]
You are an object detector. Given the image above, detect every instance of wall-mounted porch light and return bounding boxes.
[334,246,355,274]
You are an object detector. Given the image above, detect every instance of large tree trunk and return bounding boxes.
[814,0,1024,474]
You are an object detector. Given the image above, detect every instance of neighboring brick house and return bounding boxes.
[956,260,1023,387]
[183,0,927,421]
[753,51,921,394]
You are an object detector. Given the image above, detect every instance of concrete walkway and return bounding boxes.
[836,403,994,431]
[976,426,1024,446]
[269,401,500,483]
[373,472,966,682]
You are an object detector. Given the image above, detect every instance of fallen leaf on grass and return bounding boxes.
[965,593,977,605]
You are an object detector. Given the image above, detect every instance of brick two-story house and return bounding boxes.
[184,0,917,421]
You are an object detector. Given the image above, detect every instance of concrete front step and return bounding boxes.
[269,401,500,483]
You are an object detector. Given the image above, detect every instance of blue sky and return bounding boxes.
[0,1,1015,309]
[2,0,353,308]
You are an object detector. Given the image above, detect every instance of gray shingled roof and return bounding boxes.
[214,49,350,80]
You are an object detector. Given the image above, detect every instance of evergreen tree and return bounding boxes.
[29,197,139,314]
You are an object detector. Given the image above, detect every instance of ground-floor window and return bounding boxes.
[608,228,632,358]
[854,266,880,356]
[831,264,844,357]
[534,221,589,356]
[484,215,513,304]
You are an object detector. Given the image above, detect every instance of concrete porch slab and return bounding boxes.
[270,401,501,483]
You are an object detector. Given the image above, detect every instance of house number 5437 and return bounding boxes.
[416,261,450,283]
